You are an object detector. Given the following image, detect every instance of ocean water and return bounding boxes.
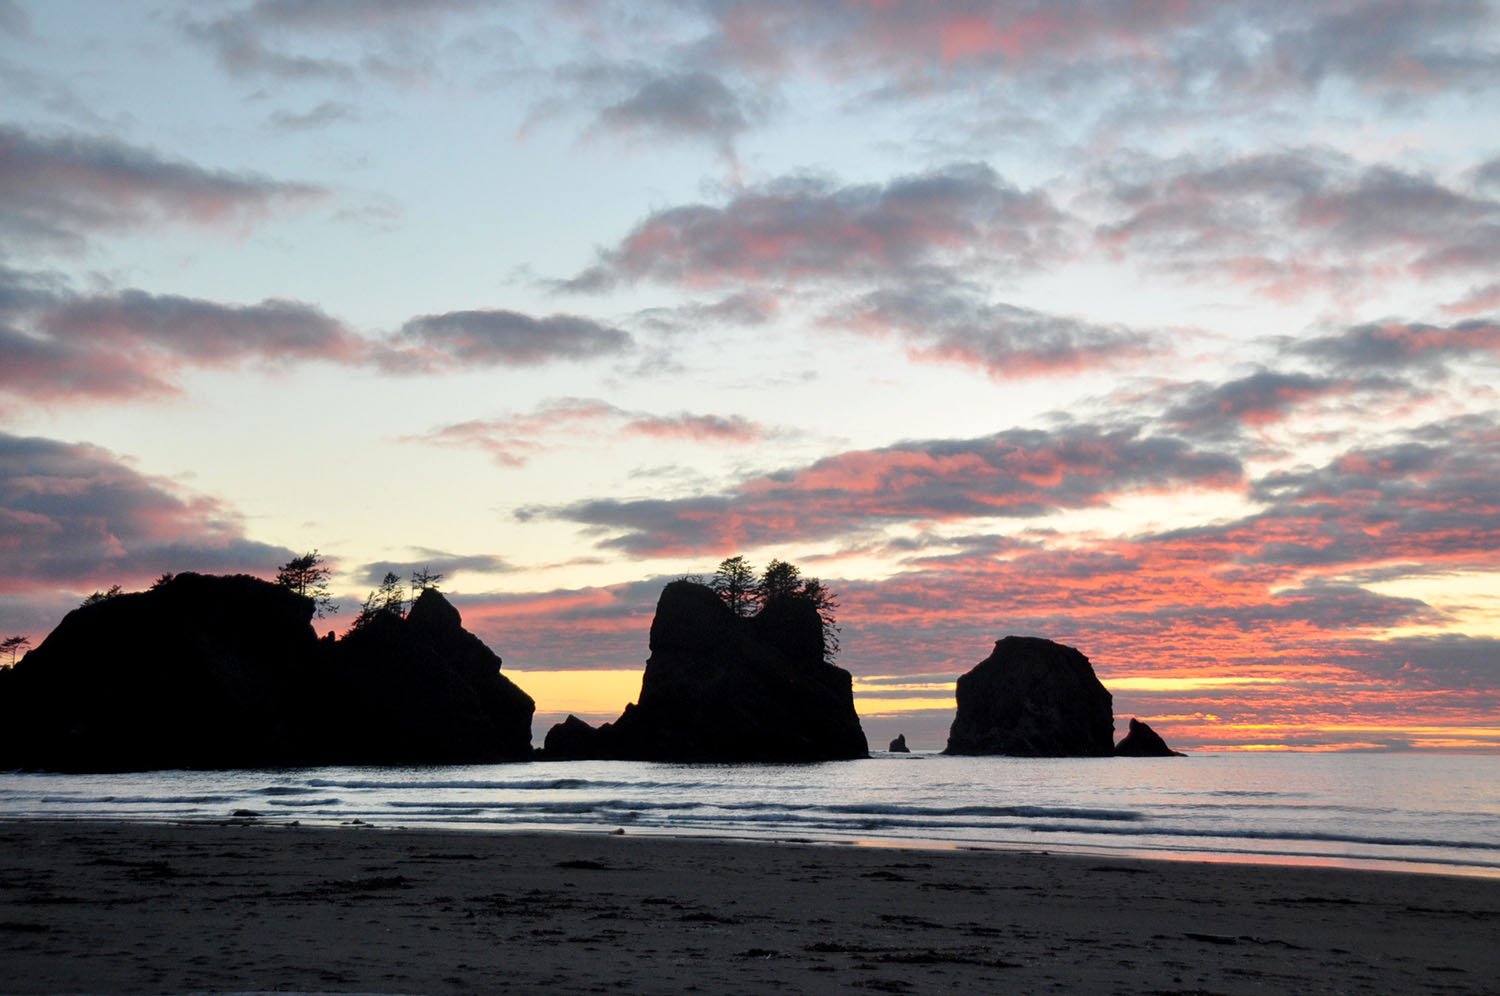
[1,752,1496,878]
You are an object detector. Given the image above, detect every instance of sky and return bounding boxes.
[3,0,1499,753]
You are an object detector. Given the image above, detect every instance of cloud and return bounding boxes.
[181,0,486,83]
[1095,148,1500,298]
[531,423,1243,554]
[1243,415,1500,572]
[0,269,649,406]
[623,413,765,443]
[0,0,28,37]
[1162,368,1350,438]
[1443,282,1500,316]
[0,283,362,403]
[0,431,291,594]
[592,68,753,155]
[694,2,1500,108]
[633,291,781,336]
[1266,0,1500,94]
[836,283,1156,378]
[411,398,773,466]
[381,309,634,372]
[412,399,621,467]
[563,162,1069,291]
[1292,319,1500,372]
[0,123,325,252]
[356,551,513,586]
[266,100,360,132]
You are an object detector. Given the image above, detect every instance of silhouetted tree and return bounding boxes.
[800,577,842,664]
[81,584,123,607]
[275,550,338,618]
[410,566,444,598]
[151,573,175,589]
[711,555,758,616]
[757,559,803,605]
[350,572,406,632]
[1,635,29,668]
[712,554,843,663]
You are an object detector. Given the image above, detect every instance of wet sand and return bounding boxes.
[0,819,1496,994]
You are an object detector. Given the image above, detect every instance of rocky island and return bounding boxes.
[0,572,533,771]
[944,635,1182,757]
[543,578,868,762]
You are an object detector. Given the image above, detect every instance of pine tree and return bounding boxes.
[710,555,758,617]
[275,551,339,618]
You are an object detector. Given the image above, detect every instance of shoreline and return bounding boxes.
[7,808,1497,881]
[2,818,1497,994]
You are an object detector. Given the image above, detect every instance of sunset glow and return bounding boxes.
[2,2,1497,753]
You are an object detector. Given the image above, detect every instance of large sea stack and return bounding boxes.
[943,635,1115,757]
[543,580,868,762]
[0,573,533,771]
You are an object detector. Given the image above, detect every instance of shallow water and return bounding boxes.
[3,752,1496,877]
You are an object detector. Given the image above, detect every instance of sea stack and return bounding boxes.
[888,734,911,753]
[543,580,868,762]
[0,573,534,771]
[327,587,535,763]
[1114,717,1184,757]
[943,636,1114,757]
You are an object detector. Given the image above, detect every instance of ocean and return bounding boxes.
[2,751,1496,878]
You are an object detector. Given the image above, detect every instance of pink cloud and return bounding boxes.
[411,400,773,466]
[0,431,291,597]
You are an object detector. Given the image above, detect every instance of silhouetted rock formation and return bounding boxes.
[543,714,605,759]
[943,636,1114,757]
[1114,717,1184,757]
[327,588,534,763]
[888,734,910,753]
[543,580,867,762]
[0,574,532,771]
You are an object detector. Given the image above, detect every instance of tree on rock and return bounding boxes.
[0,635,29,668]
[757,559,803,605]
[350,571,406,632]
[711,555,758,617]
[275,551,338,618]
[81,585,123,607]
[799,577,841,664]
[410,566,444,597]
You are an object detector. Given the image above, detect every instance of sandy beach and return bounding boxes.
[0,819,1495,994]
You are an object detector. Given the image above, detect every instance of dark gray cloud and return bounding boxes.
[632,291,780,336]
[382,309,634,372]
[0,432,291,592]
[1292,319,1500,372]
[1267,0,1500,94]
[595,69,751,152]
[838,283,1155,378]
[692,1,1500,108]
[0,123,324,252]
[1163,368,1347,438]
[266,100,360,132]
[529,423,1243,554]
[182,0,486,83]
[357,552,513,586]
[0,283,361,403]
[563,162,1069,291]
[0,0,28,36]
[1475,155,1500,194]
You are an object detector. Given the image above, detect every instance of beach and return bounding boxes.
[0,820,1496,994]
